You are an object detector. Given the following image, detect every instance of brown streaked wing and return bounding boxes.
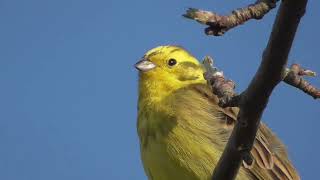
[192,83,300,180]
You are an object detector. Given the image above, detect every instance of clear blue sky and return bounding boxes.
[0,0,319,179]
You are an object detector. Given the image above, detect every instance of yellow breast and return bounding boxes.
[137,93,219,180]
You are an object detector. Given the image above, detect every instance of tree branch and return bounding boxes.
[183,0,278,36]
[200,0,309,179]
[203,59,319,109]
[283,64,320,99]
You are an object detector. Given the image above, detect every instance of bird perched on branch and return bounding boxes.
[135,45,300,180]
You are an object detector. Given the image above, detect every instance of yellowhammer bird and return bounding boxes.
[135,45,300,180]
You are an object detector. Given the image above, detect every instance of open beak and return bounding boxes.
[135,58,156,72]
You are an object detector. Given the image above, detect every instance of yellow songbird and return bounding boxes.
[135,45,300,180]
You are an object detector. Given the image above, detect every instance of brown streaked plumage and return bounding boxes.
[192,84,300,180]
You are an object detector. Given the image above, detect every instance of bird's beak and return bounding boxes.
[135,58,156,72]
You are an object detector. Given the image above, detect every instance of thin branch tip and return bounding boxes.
[202,56,240,108]
[183,0,279,36]
[283,64,320,99]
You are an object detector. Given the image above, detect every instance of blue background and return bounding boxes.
[0,0,319,179]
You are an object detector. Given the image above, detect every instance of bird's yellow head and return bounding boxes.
[135,46,206,102]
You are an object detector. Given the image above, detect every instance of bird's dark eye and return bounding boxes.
[168,59,177,66]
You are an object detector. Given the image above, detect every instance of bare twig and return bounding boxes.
[208,0,309,179]
[203,56,240,108]
[203,59,319,107]
[183,0,278,36]
[283,64,320,99]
